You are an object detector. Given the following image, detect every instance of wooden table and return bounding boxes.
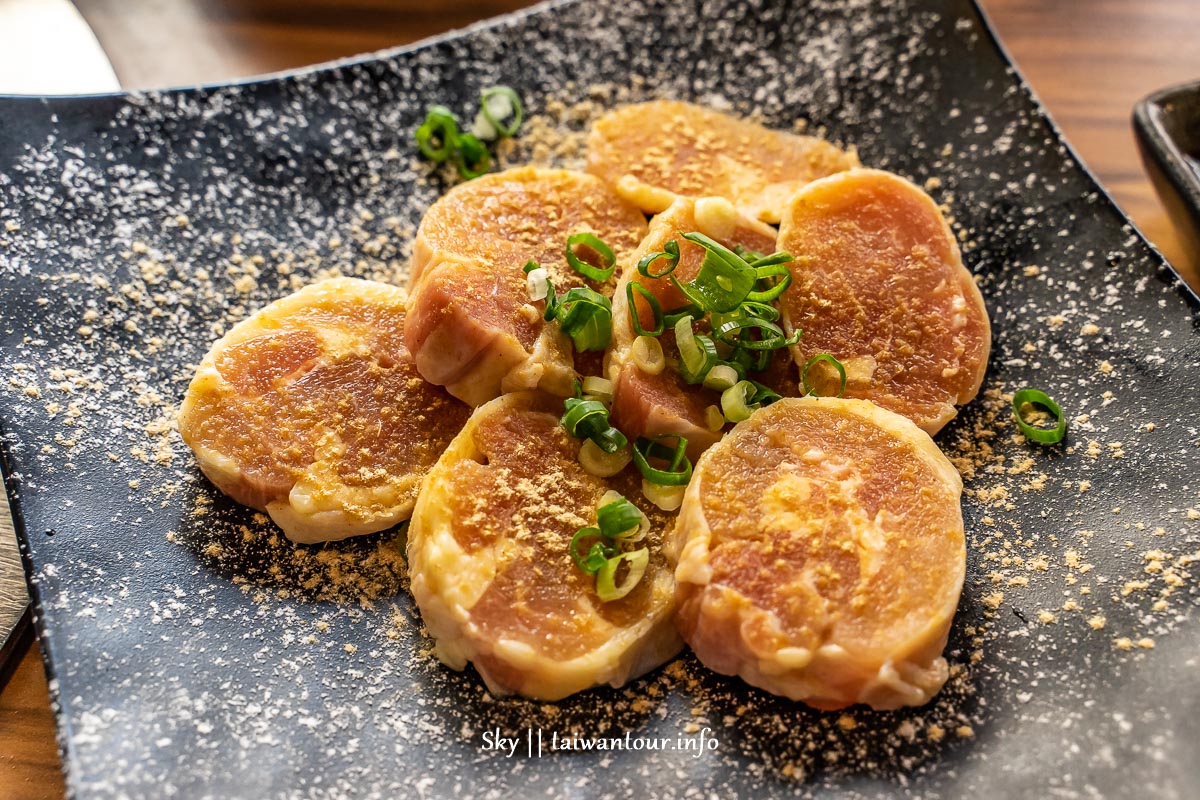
[1,1,1197,797]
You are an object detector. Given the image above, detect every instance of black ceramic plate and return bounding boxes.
[3,1,1200,797]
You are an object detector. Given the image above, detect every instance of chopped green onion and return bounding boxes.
[565,232,617,283]
[626,281,665,337]
[414,105,460,162]
[747,251,795,269]
[556,287,612,352]
[713,315,798,351]
[417,88,524,179]
[631,335,665,375]
[674,232,756,313]
[632,435,692,486]
[596,495,649,542]
[642,480,685,512]
[722,300,780,323]
[578,438,631,477]
[674,316,718,384]
[722,379,771,423]
[479,85,523,139]
[703,364,739,392]
[1012,388,1067,444]
[596,548,649,601]
[570,527,616,575]
[733,244,766,262]
[582,376,614,402]
[637,240,681,279]
[802,354,848,398]
[562,393,627,454]
[746,263,793,302]
[525,263,550,301]
[454,132,491,179]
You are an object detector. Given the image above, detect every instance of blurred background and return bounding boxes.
[0,1,1197,798]
[0,0,1196,284]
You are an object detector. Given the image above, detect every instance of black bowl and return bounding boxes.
[1134,79,1200,256]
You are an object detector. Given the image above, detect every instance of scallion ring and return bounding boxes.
[565,232,617,283]
[637,240,681,279]
[414,105,460,162]
[631,335,665,375]
[1012,388,1067,444]
[569,527,615,575]
[721,380,762,423]
[556,287,612,352]
[713,315,797,351]
[632,435,692,487]
[454,132,491,179]
[562,394,627,454]
[802,354,848,398]
[675,316,718,384]
[702,363,739,392]
[479,85,523,139]
[674,231,756,313]
[746,263,793,302]
[746,251,795,269]
[596,495,649,542]
[595,548,649,602]
[626,281,665,337]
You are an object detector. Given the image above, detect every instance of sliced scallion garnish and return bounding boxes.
[414,105,460,162]
[454,132,492,179]
[566,232,617,283]
[626,281,665,337]
[596,495,649,542]
[721,379,782,423]
[582,376,614,402]
[570,527,615,575]
[578,438,630,478]
[632,435,692,486]
[525,263,550,301]
[571,494,652,600]
[674,316,718,385]
[562,390,627,454]
[595,548,649,602]
[637,240,681,279]
[416,87,523,179]
[478,85,523,139]
[702,364,739,392]
[1012,388,1067,444]
[713,314,799,351]
[801,354,848,398]
[556,287,612,352]
[674,232,756,313]
[746,262,793,302]
[631,335,665,375]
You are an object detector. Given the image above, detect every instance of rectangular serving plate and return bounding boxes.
[2,1,1200,797]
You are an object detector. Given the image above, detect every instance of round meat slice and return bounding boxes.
[607,195,783,460]
[777,168,991,435]
[587,101,859,224]
[671,397,965,710]
[178,277,470,544]
[406,167,648,406]
[408,392,682,700]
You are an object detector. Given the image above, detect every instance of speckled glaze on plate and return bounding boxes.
[2,1,1200,798]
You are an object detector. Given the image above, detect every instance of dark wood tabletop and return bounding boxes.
[1,1,1198,797]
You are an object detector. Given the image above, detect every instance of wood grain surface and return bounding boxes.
[1,1,1197,797]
